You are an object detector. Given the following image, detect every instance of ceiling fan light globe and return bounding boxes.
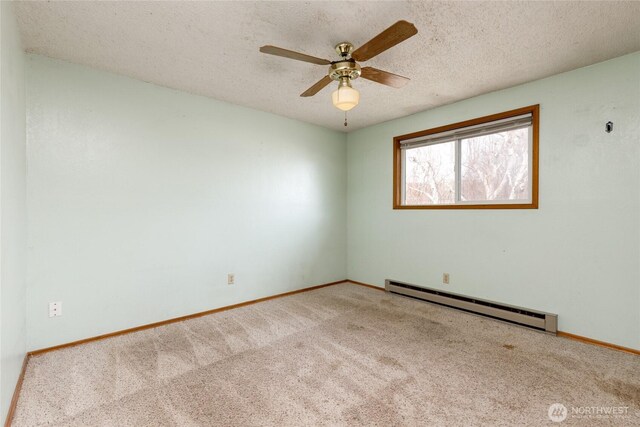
[332,85,360,111]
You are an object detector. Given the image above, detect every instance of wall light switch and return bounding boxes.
[228,274,235,285]
[49,301,62,318]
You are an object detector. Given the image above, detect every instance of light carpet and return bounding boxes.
[13,283,640,426]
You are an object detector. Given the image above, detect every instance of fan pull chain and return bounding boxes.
[344,111,348,127]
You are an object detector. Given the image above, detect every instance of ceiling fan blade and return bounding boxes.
[361,67,410,88]
[260,45,331,65]
[301,76,333,97]
[351,20,417,62]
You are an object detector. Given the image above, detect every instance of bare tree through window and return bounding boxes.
[403,127,529,205]
[460,128,529,202]
[405,141,455,205]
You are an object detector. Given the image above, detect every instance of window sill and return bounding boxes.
[393,203,538,210]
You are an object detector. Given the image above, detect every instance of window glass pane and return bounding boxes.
[404,141,456,205]
[460,127,530,202]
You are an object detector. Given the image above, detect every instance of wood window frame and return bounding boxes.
[393,104,539,210]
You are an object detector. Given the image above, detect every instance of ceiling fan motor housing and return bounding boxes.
[329,59,361,81]
[329,42,360,82]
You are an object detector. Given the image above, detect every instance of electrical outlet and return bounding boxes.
[227,274,235,285]
[49,301,62,318]
[443,273,450,285]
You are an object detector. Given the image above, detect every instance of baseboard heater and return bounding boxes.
[385,279,557,334]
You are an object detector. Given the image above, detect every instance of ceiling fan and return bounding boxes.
[259,20,418,114]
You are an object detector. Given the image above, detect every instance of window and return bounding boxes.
[393,105,539,209]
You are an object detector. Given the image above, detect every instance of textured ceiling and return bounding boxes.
[14,1,640,132]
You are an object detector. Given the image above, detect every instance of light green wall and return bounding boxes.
[26,55,347,351]
[347,52,640,349]
[0,1,27,422]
